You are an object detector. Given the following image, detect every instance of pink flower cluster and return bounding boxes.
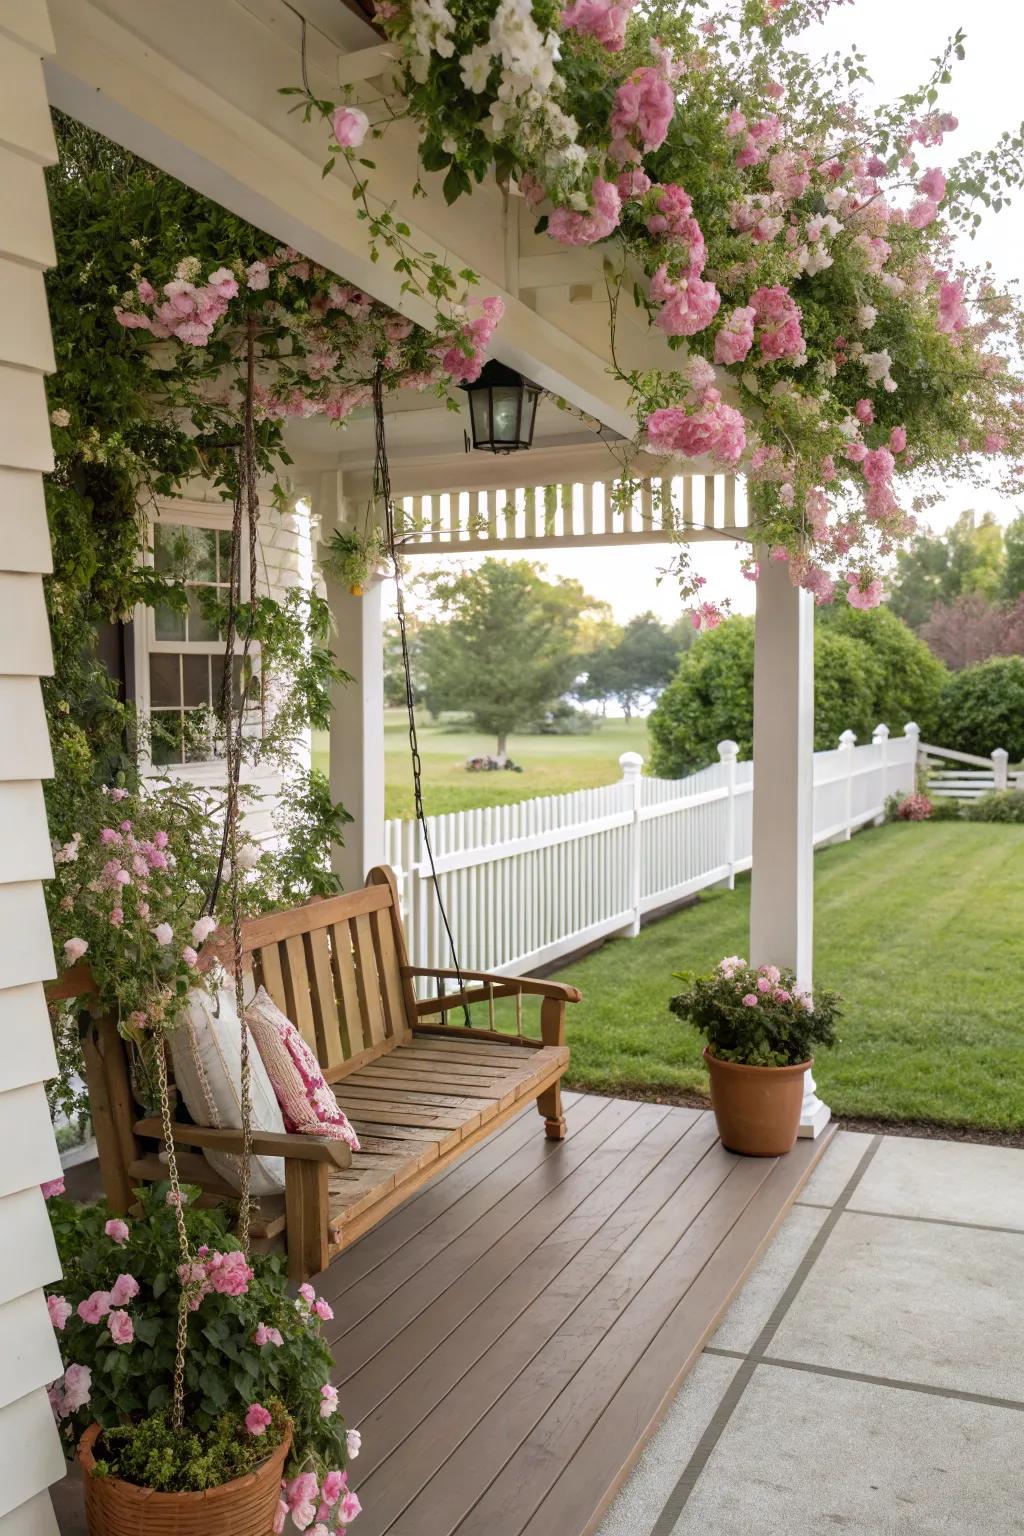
[114,264,259,347]
[48,1363,92,1421]
[298,1281,335,1322]
[177,1247,254,1308]
[750,285,806,364]
[548,178,622,247]
[277,1469,361,1533]
[846,571,884,610]
[896,792,933,821]
[645,391,745,467]
[937,276,968,335]
[714,305,756,366]
[609,67,674,160]
[437,295,505,384]
[560,0,636,51]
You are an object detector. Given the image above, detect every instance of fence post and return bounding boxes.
[872,723,890,822]
[717,740,739,888]
[619,751,644,937]
[838,730,856,839]
[903,721,920,797]
[992,748,1009,791]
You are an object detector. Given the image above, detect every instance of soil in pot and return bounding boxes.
[703,1046,810,1157]
[78,1421,291,1536]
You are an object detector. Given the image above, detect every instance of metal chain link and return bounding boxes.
[156,1045,194,1430]
[373,366,470,1024]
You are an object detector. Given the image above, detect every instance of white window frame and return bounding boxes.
[134,498,260,784]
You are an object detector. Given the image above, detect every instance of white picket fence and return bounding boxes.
[919,742,1014,800]
[384,722,920,981]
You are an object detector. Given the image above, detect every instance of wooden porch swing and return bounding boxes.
[51,866,577,1283]
[50,360,578,1284]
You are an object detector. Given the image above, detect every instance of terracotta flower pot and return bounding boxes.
[79,1422,291,1536]
[703,1046,809,1157]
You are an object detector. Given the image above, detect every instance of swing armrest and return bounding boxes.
[404,966,581,1009]
[133,1116,353,1167]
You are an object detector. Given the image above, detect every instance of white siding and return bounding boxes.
[0,4,68,1529]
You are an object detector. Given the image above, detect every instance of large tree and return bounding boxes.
[576,611,686,718]
[888,511,1006,630]
[1002,513,1024,602]
[417,559,597,756]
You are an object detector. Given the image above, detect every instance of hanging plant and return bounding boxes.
[322,523,392,595]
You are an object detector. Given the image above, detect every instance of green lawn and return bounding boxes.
[313,712,649,819]
[549,822,1024,1132]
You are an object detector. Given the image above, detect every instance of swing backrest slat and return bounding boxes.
[207,868,414,1082]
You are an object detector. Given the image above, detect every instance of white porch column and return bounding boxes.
[749,553,830,1138]
[0,4,73,1532]
[315,472,386,890]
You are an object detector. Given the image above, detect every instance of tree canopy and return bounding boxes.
[575,611,690,718]
[648,609,947,777]
[888,511,1012,630]
[416,559,599,755]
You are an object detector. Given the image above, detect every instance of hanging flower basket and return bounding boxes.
[79,1421,292,1536]
[322,525,391,597]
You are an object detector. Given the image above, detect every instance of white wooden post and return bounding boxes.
[0,4,75,1529]
[872,722,890,821]
[619,751,644,937]
[316,471,386,891]
[838,730,856,839]
[904,721,920,797]
[749,555,830,1138]
[717,740,738,888]
[992,748,1009,792]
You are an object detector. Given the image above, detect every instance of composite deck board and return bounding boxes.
[322,1095,833,1536]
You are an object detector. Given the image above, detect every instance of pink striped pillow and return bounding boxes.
[246,986,360,1149]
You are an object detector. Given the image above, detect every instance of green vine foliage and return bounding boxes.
[42,116,353,1118]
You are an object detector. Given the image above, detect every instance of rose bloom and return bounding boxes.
[108,1309,134,1346]
[245,1402,273,1436]
[109,1273,140,1306]
[105,1218,130,1245]
[47,1295,72,1331]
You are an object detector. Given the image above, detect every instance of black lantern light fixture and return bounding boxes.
[459,359,541,453]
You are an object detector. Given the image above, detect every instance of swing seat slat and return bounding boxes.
[68,865,577,1284]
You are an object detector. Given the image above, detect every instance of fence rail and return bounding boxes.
[384,723,920,981]
[919,742,1010,799]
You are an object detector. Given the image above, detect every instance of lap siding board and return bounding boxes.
[54,865,578,1283]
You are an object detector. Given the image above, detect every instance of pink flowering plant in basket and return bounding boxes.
[670,956,840,1068]
[44,1183,361,1526]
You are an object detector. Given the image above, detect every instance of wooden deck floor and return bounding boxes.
[318,1091,834,1536]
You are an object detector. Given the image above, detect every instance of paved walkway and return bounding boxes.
[597,1130,1024,1536]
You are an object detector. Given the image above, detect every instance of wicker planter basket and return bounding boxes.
[79,1422,291,1536]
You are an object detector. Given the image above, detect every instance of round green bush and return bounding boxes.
[964,790,1024,823]
[938,656,1024,763]
[648,609,946,778]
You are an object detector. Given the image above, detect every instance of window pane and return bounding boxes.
[153,523,176,574]
[188,528,218,584]
[150,711,182,766]
[186,589,220,643]
[149,654,181,707]
[181,654,211,708]
[182,708,215,763]
[154,602,186,642]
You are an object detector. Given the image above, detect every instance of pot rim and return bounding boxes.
[703,1045,812,1077]
[78,1420,292,1503]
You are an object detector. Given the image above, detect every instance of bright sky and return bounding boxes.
[393,1,1024,626]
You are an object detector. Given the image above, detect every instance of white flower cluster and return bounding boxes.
[458,0,584,176]
[407,0,457,81]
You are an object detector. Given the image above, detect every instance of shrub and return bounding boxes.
[938,655,1024,762]
[895,793,933,821]
[928,796,966,821]
[648,609,941,777]
[964,790,1024,823]
[669,956,841,1068]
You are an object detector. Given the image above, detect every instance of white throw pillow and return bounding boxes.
[170,984,286,1195]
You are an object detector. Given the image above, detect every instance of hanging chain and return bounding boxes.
[373,367,471,1024]
[157,1046,195,1430]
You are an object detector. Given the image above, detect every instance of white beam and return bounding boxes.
[748,552,830,1138]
